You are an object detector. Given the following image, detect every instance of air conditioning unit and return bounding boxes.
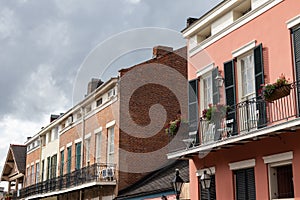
[102,168,114,179]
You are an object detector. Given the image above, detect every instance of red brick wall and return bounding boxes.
[118,46,187,190]
[25,147,41,186]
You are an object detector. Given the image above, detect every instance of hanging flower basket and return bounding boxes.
[262,74,292,102]
[264,84,291,102]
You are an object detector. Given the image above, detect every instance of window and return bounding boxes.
[60,150,64,176]
[263,151,294,199]
[75,142,81,170]
[31,165,34,184]
[239,53,255,99]
[108,88,115,98]
[85,138,91,164]
[203,74,213,109]
[96,131,102,163]
[51,127,58,140]
[41,160,45,181]
[234,168,256,200]
[47,157,51,180]
[107,126,114,164]
[51,154,57,178]
[96,98,103,107]
[85,105,92,113]
[269,164,294,199]
[67,147,72,173]
[27,167,30,186]
[35,162,40,183]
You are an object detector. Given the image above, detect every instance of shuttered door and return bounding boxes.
[200,175,216,200]
[67,147,71,173]
[75,142,81,170]
[189,79,198,132]
[254,44,267,128]
[292,26,300,115]
[235,168,256,200]
[224,60,237,135]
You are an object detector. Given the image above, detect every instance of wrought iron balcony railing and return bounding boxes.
[16,163,116,199]
[197,83,298,145]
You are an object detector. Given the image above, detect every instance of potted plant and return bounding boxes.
[202,103,228,122]
[262,74,291,102]
[165,112,183,136]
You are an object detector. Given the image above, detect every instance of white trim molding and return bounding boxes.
[229,159,256,170]
[189,0,283,57]
[60,147,65,152]
[74,138,82,144]
[95,126,103,134]
[232,40,256,57]
[286,15,300,29]
[85,133,92,139]
[196,166,216,176]
[66,142,73,148]
[263,151,293,164]
[196,63,215,77]
[106,120,116,128]
[35,160,40,163]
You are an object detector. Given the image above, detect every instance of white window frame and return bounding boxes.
[85,137,91,164]
[107,126,115,164]
[95,130,102,163]
[229,159,256,170]
[263,151,294,200]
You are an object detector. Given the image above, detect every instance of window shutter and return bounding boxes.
[254,44,267,128]
[246,168,256,200]
[188,79,198,132]
[212,68,220,104]
[292,27,300,116]
[76,142,81,170]
[67,147,71,173]
[236,170,246,200]
[224,60,237,135]
[235,168,256,200]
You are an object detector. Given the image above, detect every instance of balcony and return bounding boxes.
[168,82,300,158]
[16,163,116,199]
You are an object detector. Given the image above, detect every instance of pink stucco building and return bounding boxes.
[168,0,300,199]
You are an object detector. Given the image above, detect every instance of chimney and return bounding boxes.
[50,114,59,122]
[87,78,103,95]
[27,137,32,141]
[153,46,173,58]
[186,17,198,27]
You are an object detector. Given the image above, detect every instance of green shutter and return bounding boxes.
[292,26,300,116]
[75,142,81,170]
[254,44,267,128]
[212,68,220,104]
[67,147,71,173]
[224,60,237,135]
[60,150,64,176]
[188,79,198,132]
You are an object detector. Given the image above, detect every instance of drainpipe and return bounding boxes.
[79,107,85,200]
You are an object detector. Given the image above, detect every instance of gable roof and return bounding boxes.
[116,160,189,199]
[1,144,26,181]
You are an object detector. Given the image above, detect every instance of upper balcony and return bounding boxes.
[15,163,116,199]
[168,82,300,159]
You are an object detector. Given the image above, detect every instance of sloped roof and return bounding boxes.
[1,144,26,181]
[116,160,189,199]
[10,145,26,174]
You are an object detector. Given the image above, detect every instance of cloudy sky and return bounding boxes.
[0,0,222,188]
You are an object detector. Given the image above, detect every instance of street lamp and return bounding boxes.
[215,72,224,88]
[200,170,211,189]
[172,169,184,200]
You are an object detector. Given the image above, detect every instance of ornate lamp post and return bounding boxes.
[200,170,211,189]
[172,169,184,200]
